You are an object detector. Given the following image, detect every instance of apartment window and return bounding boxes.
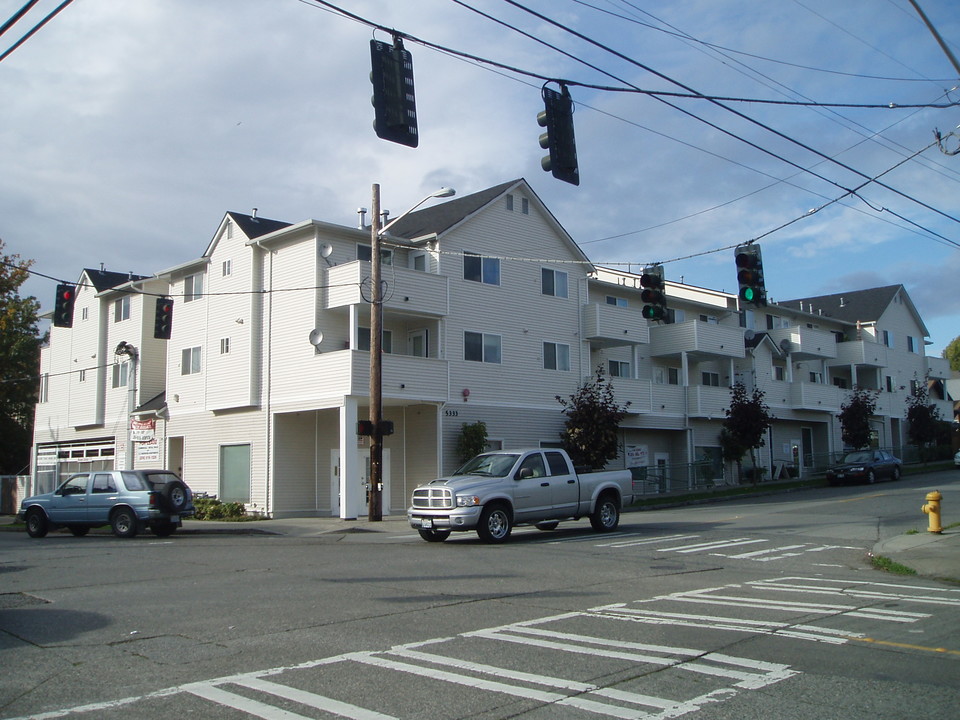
[809,371,823,384]
[521,198,529,214]
[39,373,49,403]
[907,336,918,353]
[412,253,427,272]
[464,331,501,363]
[506,194,514,211]
[226,220,234,239]
[79,369,86,383]
[766,314,789,330]
[701,371,720,387]
[112,361,129,388]
[81,307,89,321]
[833,377,848,389]
[668,308,685,324]
[881,330,893,348]
[656,367,680,385]
[113,296,130,322]
[463,252,500,285]
[740,309,755,329]
[699,314,719,324]
[222,259,232,277]
[774,365,786,381]
[541,268,568,298]
[543,342,570,371]
[184,273,204,302]
[181,347,202,375]
[220,338,231,355]
[606,296,628,308]
[357,244,393,265]
[886,375,894,392]
[609,360,630,377]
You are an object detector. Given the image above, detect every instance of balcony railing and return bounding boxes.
[830,339,887,368]
[767,326,837,360]
[649,320,745,359]
[581,303,649,348]
[686,385,730,418]
[604,376,653,414]
[324,261,449,317]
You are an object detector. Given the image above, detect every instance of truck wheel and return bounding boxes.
[25,508,48,538]
[477,504,512,543]
[590,493,620,532]
[417,528,451,542]
[111,508,139,538]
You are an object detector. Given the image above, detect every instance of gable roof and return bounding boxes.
[227,211,292,239]
[82,268,149,292]
[781,284,929,336]
[386,180,519,240]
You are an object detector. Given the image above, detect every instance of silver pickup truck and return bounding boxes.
[407,448,634,543]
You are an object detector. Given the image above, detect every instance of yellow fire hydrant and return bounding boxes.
[921,491,942,534]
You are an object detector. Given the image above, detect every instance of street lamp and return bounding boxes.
[368,185,455,520]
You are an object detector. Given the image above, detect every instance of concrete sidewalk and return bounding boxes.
[871,528,960,583]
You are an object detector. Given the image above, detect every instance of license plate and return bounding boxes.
[420,518,433,529]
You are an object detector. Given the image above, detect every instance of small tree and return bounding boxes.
[838,387,879,450]
[455,421,488,464]
[556,366,631,470]
[721,382,774,484]
[905,377,942,462]
[942,335,960,372]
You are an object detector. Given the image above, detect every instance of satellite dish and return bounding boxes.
[308,329,324,347]
[319,243,333,258]
[743,329,756,342]
[779,338,792,353]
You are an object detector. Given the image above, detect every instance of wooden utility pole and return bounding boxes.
[368,184,383,521]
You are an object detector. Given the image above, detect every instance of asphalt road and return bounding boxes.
[1,472,958,719]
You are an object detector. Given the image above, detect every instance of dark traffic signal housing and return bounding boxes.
[154,297,174,339]
[370,37,418,148]
[53,283,76,328]
[538,84,579,186]
[640,265,667,321]
[735,243,767,306]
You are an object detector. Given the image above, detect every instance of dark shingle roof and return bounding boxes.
[779,285,902,324]
[227,212,292,239]
[386,180,519,239]
[83,268,149,292]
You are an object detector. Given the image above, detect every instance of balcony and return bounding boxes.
[324,261,448,317]
[686,385,731,418]
[292,349,449,404]
[829,339,887,368]
[790,382,843,412]
[581,303,649,348]
[768,326,837,360]
[604,376,653,414]
[925,355,951,380]
[649,320,745,360]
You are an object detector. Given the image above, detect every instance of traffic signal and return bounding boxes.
[537,84,579,186]
[640,265,667,321]
[370,37,418,148]
[53,283,76,328]
[735,244,766,306]
[154,297,173,339]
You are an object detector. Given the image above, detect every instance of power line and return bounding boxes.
[0,0,75,63]
[494,0,960,228]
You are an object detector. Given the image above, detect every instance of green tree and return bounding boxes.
[838,387,879,450]
[721,382,774,484]
[556,366,631,470]
[0,239,42,474]
[942,335,960,372]
[905,376,942,462]
[455,421,488,464]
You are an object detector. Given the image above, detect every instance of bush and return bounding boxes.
[193,496,248,521]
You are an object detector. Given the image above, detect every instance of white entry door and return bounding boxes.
[408,328,428,357]
[331,448,391,518]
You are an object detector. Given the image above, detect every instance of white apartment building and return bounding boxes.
[33,179,953,517]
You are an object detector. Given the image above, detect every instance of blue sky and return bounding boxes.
[2,0,959,352]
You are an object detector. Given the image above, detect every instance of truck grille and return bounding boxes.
[411,486,453,509]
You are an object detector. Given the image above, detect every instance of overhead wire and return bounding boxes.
[0,0,75,63]
[491,0,960,229]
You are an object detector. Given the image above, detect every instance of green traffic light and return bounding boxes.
[742,287,755,302]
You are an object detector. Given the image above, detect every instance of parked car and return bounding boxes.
[18,470,194,539]
[954,449,960,467]
[826,450,901,486]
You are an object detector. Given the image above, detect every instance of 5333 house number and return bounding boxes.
[444,409,459,417]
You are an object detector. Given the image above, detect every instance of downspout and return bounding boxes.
[254,239,274,516]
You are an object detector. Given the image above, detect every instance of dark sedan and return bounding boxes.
[826,450,901,485]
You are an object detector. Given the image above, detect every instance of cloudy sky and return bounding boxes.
[2,0,959,353]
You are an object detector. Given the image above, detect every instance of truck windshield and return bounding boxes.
[454,453,519,477]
